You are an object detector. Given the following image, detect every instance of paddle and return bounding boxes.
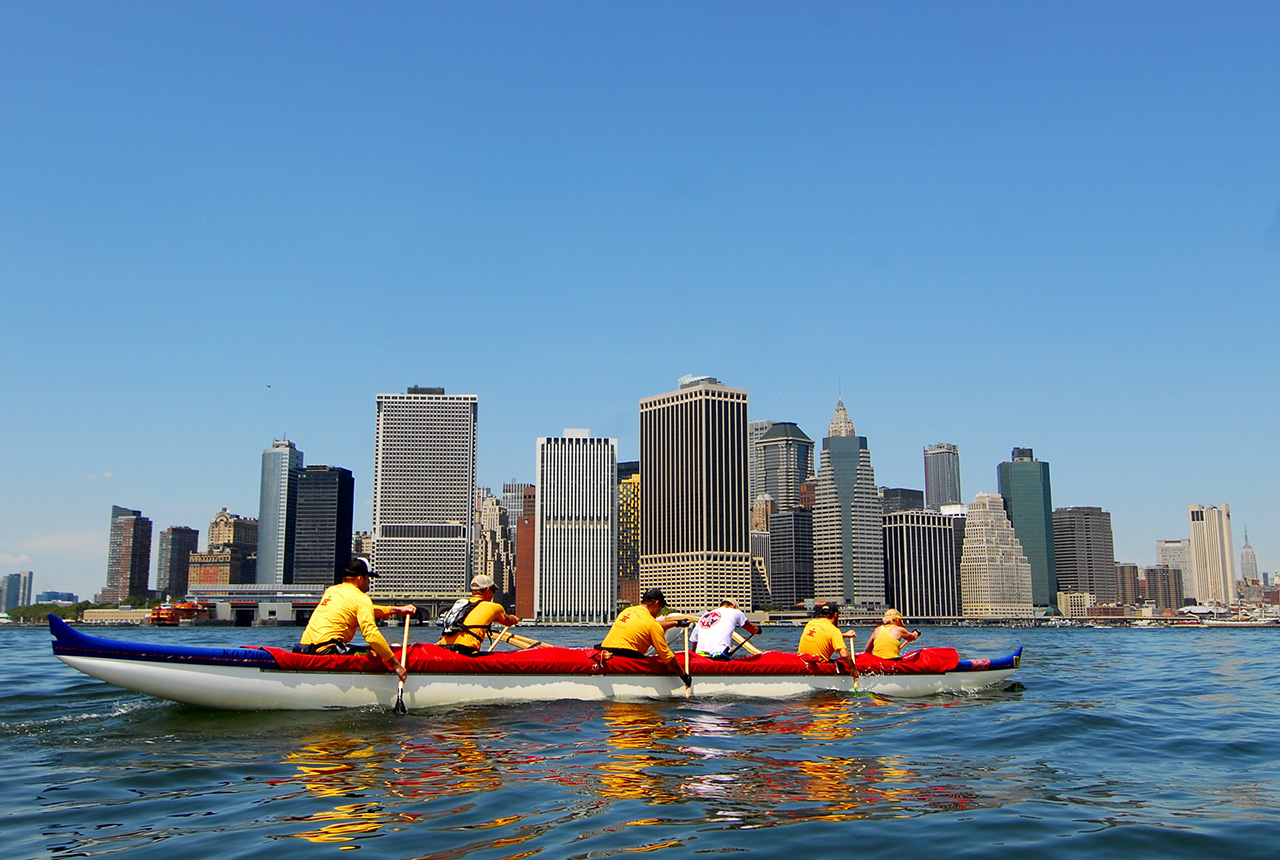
[393,613,410,715]
[682,622,692,698]
[729,630,764,656]
[487,625,510,652]
[488,629,546,650]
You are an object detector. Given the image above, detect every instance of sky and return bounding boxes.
[2,2,1277,601]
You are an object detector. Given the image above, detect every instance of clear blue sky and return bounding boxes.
[2,2,1276,600]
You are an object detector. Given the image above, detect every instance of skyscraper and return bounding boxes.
[758,422,813,512]
[618,470,641,608]
[883,509,964,618]
[1156,539,1191,587]
[373,386,477,596]
[1143,564,1186,612]
[1052,506,1117,604]
[1,571,33,612]
[501,482,533,555]
[1115,563,1141,606]
[258,439,303,585]
[880,487,924,514]
[534,430,618,623]
[293,465,354,587]
[747,419,776,504]
[997,447,1056,608]
[98,505,152,603]
[639,375,750,613]
[923,443,962,510]
[155,526,199,598]
[813,398,884,610]
[1240,529,1258,582]
[960,492,1034,617]
[768,508,814,609]
[1188,503,1234,605]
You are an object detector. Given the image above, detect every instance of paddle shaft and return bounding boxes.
[731,630,764,656]
[487,625,510,652]
[394,613,411,714]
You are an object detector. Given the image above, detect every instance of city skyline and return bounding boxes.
[2,6,1277,599]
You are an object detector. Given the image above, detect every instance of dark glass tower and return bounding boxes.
[997,448,1056,608]
[294,465,355,587]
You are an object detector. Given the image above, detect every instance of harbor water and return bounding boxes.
[4,623,1279,859]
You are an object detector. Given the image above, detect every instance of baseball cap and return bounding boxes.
[641,587,667,607]
[470,574,496,590]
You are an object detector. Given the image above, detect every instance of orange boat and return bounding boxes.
[149,602,211,626]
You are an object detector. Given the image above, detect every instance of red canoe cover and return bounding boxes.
[855,647,959,675]
[262,644,957,678]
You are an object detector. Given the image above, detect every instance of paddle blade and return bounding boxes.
[394,682,407,715]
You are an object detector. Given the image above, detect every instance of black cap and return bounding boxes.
[816,602,838,618]
[641,587,667,606]
[340,558,377,582]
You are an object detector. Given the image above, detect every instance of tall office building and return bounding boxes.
[768,508,814,609]
[534,431,618,623]
[997,448,1056,608]
[373,387,477,597]
[618,471,641,609]
[1144,564,1186,611]
[97,505,153,603]
[1240,529,1258,582]
[1052,507,1117,604]
[1156,539,1191,587]
[959,492,1034,617]
[751,529,772,607]
[924,443,962,510]
[258,439,303,585]
[293,465,354,587]
[1188,503,1235,605]
[758,422,813,512]
[1,571,33,612]
[883,509,965,618]
[1115,563,1141,606]
[502,482,533,555]
[748,419,776,504]
[813,399,885,610]
[474,494,514,598]
[639,376,751,613]
[155,526,199,598]
[880,487,924,514]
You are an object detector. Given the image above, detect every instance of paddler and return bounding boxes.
[797,602,857,662]
[690,598,760,660]
[864,608,920,660]
[437,574,522,656]
[295,558,417,680]
[599,587,692,687]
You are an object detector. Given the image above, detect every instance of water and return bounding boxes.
[5,623,1279,859]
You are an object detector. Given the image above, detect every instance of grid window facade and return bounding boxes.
[373,391,477,597]
[534,435,618,624]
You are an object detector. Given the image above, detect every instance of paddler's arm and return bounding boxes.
[357,603,406,681]
[650,623,690,683]
[373,603,417,618]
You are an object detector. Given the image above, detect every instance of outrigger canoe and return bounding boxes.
[48,615,1022,710]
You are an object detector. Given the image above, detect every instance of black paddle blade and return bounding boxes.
[394,687,407,715]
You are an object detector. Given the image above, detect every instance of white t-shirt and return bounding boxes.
[690,607,749,656]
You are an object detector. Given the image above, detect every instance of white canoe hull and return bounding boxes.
[57,653,1015,710]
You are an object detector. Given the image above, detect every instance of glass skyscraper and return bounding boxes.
[924,443,961,510]
[258,439,303,585]
[997,448,1056,608]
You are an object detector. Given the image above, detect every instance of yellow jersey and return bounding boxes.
[797,617,845,661]
[299,582,396,663]
[601,605,675,661]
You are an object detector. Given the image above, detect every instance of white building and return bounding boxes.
[959,492,1034,618]
[258,439,302,585]
[1188,503,1235,606]
[372,387,477,597]
[534,430,618,624]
